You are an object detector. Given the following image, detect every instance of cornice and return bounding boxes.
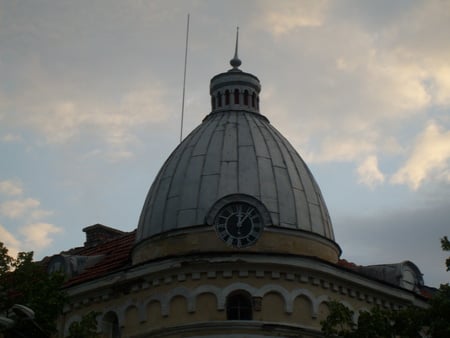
[65,253,427,311]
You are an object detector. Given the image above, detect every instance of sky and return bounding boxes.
[0,0,449,287]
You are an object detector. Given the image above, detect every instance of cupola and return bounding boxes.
[133,31,340,265]
[209,28,261,114]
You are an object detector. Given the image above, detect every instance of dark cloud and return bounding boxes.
[334,195,450,287]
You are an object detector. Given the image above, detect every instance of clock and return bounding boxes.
[214,202,263,248]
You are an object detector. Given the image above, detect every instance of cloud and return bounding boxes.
[18,85,172,158]
[357,155,385,188]
[1,133,22,142]
[334,198,450,287]
[0,221,62,255]
[0,224,21,258]
[0,180,23,196]
[365,51,431,114]
[391,121,450,190]
[0,198,40,219]
[19,222,62,250]
[304,134,377,163]
[27,100,85,144]
[0,182,53,221]
[261,0,450,186]
[259,0,329,35]
[432,65,450,106]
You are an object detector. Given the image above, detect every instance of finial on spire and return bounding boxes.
[230,27,242,69]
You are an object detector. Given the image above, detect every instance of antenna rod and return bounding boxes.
[234,27,239,58]
[180,14,190,143]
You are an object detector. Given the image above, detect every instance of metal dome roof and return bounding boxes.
[136,111,335,243]
[136,48,335,244]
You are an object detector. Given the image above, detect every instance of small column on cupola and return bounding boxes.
[209,28,261,114]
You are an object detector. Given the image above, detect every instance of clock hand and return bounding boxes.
[239,209,254,225]
[237,205,244,227]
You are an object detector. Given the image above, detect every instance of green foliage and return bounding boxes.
[0,241,66,337]
[320,301,355,337]
[425,284,450,337]
[0,242,13,275]
[442,236,450,271]
[355,306,396,338]
[67,311,101,338]
[321,301,402,338]
[321,236,450,338]
[321,301,429,338]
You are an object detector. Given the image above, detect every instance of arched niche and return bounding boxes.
[101,311,120,338]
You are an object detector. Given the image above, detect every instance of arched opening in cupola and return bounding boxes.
[234,89,240,104]
[225,90,230,105]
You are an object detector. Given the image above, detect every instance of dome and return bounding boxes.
[136,109,335,241]
[134,45,339,264]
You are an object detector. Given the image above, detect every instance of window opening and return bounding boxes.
[102,311,121,338]
[217,92,222,107]
[244,90,249,105]
[226,292,253,320]
[234,89,240,104]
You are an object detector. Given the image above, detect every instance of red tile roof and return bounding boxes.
[63,230,136,287]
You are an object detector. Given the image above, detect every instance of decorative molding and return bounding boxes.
[64,272,405,336]
[66,260,416,324]
[129,320,322,338]
[67,253,425,314]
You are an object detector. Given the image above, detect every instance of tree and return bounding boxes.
[442,236,450,271]
[66,311,100,338]
[320,301,425,338]
[0,241,66,337]
[321,237,450,337]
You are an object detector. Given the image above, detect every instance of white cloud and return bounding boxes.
[261,1,450,172]
[30,208,54,220]
[20,85,172,158]
[259,0,329,35]
[19,222,62,250]
[357,155,385,188]
[0,196,53,221]
[0,198,40,219]
[305,135,377,163]
[28,100,85,143]
[391,121,450,189]
[432,65,450,106]
[0,180,23,196]
[0,179,57,254]
[365,51,431,114]
[0,224,21,258]
[1,133,22,142]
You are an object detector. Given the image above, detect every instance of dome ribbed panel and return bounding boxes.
[136,111,335,242]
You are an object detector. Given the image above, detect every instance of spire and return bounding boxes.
[209,26,261,115]
[230,27,242,70]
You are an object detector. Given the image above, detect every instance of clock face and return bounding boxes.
[214,202,263,248]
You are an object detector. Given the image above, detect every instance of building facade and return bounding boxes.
[49,44,428,338]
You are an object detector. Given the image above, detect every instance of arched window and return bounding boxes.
[102,311,120,338]
[244,90,249,105]
[225,90,230,105]
[217,92,222,107]
[211,96,216,109]
[226,291,253,320]
[234,89,240,104]
[252,92,256,107]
